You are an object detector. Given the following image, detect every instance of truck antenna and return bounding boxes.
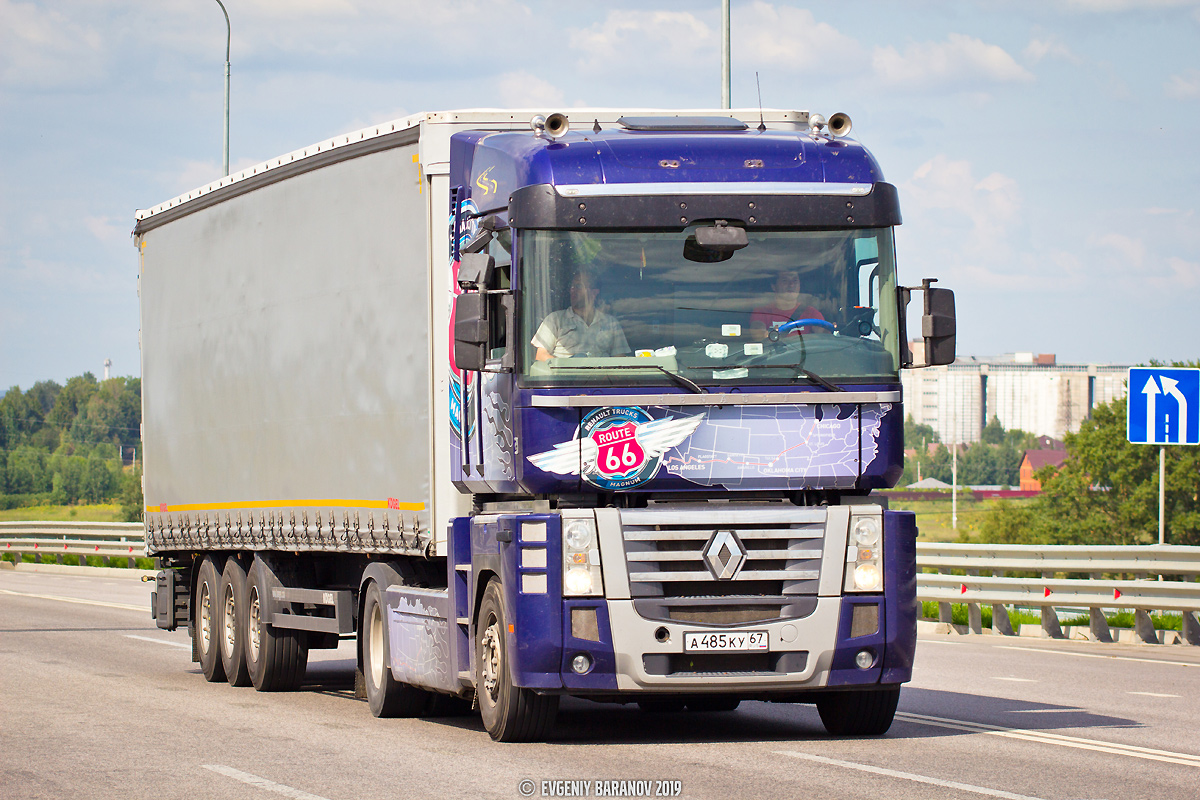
[755,72,766,132]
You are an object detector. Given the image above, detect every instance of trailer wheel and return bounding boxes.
[475,580,558,742]
[361,580,429,717]
[219,556,252,687]
[816,687,900,736]
[245,558,308,692]
[195,556,226,683]
[686,696,741,713]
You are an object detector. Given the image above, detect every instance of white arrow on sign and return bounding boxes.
[1143,375,1159,443]
[1161,376,1188,444]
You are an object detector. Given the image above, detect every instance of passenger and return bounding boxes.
[749,269,830,340]
[532,269,630,360]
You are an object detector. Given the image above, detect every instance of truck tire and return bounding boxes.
[361,580,429,717]
[219,556,252,687]
[195,556,226,683]
[816,687,900,736]
[686,696,741,712]
[245,557,308,692]
[476,580,558,742]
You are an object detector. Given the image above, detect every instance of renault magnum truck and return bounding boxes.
[136,108,955,741]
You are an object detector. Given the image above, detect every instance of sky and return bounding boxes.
[2,0,1198,390]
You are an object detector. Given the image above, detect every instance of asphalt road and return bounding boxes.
[2,567,1198,800]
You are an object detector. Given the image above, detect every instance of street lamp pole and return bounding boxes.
[214,0,231,177]
[721,0,731,109]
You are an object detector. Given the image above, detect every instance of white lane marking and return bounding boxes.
[775,751,1048,800]
[997,644,1200,668]
[203,765,333,800]
[917,638,965,645]
[1127,691,1182,698]
[992,677,1037,682]
[896,712,1200,768]
[0,587,144,612]
[125,634,190,649]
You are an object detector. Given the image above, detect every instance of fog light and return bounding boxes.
[855,649,875,669]
[571,653,592,674]
[564,567,594,595]
[853,563,882,591]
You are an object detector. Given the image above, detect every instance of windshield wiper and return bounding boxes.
[547,362,706,394]
[709,362,843,392]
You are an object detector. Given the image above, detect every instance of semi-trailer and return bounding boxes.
[136,108,955,741]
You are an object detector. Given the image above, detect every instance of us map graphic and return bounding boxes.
[527,403,892,490]
[662,404,892,489]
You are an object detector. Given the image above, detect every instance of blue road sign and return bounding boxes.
[1127,368,1200,445]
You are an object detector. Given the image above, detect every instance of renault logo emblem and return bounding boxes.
[703,530,746,580]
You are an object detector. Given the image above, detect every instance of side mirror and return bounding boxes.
[453,292,488,372]
[457,253,495,291]
[922,286,956,366]
[900,279,956,368]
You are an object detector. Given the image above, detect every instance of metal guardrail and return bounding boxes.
[1,521,146,568]
[917,542,1200,645]
[3,522,1198,645]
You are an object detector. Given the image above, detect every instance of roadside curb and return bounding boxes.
[917,618,1184,645]
[3,561,155,580]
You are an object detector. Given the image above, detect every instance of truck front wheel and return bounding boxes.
[245,557,308,691]
[475,580,558,742]
[361,580,429,717]
[816,687,900,736]
[195,556,226,683]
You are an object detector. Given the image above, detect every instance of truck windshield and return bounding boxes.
[519,227,901,388]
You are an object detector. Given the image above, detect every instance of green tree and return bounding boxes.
[5,445,50,494]
[981,369,1200,545]
[46,373,97,435]
[981,415,1005,445]
[120,467,144,523]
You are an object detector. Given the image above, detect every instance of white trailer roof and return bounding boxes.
[134,108,811,227]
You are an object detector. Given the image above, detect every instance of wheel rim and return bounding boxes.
[368,600,385,688]
[198,581,213,654]
[480,613,501,701]
[222,584,237,659]
[247,585,261,662]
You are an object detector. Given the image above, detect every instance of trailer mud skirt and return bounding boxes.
[384,586,460,694]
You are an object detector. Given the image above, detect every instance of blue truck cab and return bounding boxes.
[433,112,956,740]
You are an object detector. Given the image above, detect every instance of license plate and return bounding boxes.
[683,630,768,651]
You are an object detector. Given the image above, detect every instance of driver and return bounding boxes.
[749,268,830,340]
[532,268,630,360]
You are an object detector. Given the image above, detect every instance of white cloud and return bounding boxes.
[84,216,128,246]
[496,71,566,108]
[904,155,1021,251]
[872,34,1034,91]
[1095,232,1146,269]
[1060,0,1200,11]
[738,2,863,70]
[1165,69,1200,99]
[1023,37,1082,65]
[568,10,713,72]
[0,0,105,89]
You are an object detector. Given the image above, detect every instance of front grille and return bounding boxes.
[642,651,809,676]
[620,506,826,623]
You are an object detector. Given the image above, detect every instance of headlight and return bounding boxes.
[845,512,883,593]
[562,516,603,597]
[564,519,595,550]
[853,518,880,547]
